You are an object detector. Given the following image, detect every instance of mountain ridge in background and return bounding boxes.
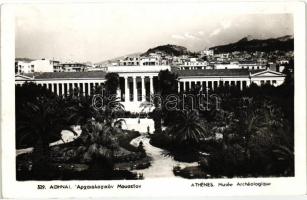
[209,35,294,53]
[141,44,191,56]
[18,35,294,65]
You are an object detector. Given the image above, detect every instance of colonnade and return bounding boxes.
[178,79,250,92]
[16,80,105,96]
[16,75,158,102]
[122,75,155,102]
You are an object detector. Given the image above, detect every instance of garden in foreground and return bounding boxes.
[16,70,294,179]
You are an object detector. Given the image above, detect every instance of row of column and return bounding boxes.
[123,75,154,102]
[34,81,104,96]
[178,80,250,92]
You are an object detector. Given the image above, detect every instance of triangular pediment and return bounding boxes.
[250,69,285,77]
[15,74,34,80]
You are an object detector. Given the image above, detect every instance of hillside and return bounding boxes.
[141,44,190,56]
[95,52,141,65]
[209,35,294,53]
[15,57,34,62]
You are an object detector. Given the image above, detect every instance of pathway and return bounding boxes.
[130,132,198,179]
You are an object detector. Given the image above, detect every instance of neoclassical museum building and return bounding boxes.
[15,64,286,112]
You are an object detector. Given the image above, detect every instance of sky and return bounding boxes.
[15,3,293,63]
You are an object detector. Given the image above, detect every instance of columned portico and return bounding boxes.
[124,76,129,102]
[141,76,146,101]
[15,68,285,113]
[120,75,156,103]
[149,76,154,95]
[133,76,137,102]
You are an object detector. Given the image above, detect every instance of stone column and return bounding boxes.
[61,83,65,96]
[56,83,60,96]
[183,81,186,91]
[178,81,180,93]
[141,76,145,101]
[116,88,121,99]
[72,82,75,96]
[149,76,154,95]
[240,81,243,90]
[88,82,91,96]
[133,76,137,102]
[124,76,129,102]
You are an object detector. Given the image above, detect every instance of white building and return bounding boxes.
[16,59,60,73]
[140,57,159,66]
[30,59,56,72]
[178,58,210,70]
[119,57,140,66]
[15,61,33,74]
[61,63,89,72]
[214,62,266,70]
[15,65,286,112]
[201,49,214,56]
[177,69,285,92]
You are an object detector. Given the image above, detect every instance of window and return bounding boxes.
[260,80,265,85]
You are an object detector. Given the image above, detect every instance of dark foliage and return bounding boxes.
[105,72,120,95]
[142,44,190,56]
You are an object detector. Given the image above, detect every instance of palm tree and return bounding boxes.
[102,95,125,121]
[236,108,261,158]
[65,96,97,126]
[167,110,209,145]
[78,120,119,174]
[16,97,78,169]
[66,93,125,132]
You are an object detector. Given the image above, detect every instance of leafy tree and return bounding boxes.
[157,69,178,96]
[149,107,163,134]
[105,73,120,95]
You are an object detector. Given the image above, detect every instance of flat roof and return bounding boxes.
[175,69,265,77]
[24,71,107,80]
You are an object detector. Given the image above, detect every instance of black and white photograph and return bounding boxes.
[1,1,306,198]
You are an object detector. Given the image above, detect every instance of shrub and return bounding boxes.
[149,132,172,149]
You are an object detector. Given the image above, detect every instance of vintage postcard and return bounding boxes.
[1,1,306,198]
